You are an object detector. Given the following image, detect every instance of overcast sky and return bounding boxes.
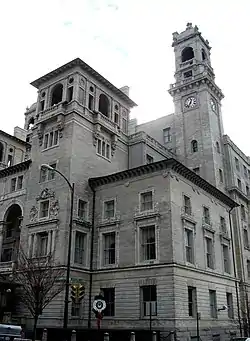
[1,0,249,155]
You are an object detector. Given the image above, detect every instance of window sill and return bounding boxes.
[99,263,118,270]
[137,259,159,266]
[96,153,111,162]
[42,144,59,152]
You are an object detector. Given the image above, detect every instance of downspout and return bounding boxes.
[88,181,96,329]
[229,206,242,336]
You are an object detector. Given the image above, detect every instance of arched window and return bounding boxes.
[191,140,198,153]
[181,47,194,62]
[202,49,207,61]
[51,83,63,106]
[2,204,22,262]
[0,142,3,162]
[98,94,110,117]
[216,141,220,153]
[27,117,35,130]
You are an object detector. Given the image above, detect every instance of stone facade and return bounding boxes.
[0,22,249,341]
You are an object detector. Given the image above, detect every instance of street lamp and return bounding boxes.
[41,164,74,330]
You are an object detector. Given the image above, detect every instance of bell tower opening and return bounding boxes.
[181,47,194,62]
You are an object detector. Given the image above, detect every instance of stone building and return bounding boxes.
[0,23,249,340]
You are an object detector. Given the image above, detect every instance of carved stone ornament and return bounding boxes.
[30,206,38,222]
[57,115,65,138]
[50,199,59,218]
[93,132,100,146]
[36,188,55,201]
[111,141,117,156]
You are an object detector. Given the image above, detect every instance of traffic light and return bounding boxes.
[71,285,78,303]
[78,284,85,302]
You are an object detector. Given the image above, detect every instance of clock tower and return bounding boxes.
[169,23,225,188]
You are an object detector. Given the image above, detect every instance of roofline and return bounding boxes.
[89,158,238,208]
[30,58,137,108]
[0,130,30,147]
[0,160,32,179]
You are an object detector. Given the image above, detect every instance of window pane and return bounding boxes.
[141,192,153,211]
[103,232,116,265]
[141,226,156,261]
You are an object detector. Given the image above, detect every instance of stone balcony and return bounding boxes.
[93,111,119,136]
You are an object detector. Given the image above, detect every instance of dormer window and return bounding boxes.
[51,83,63,106]
[181,47,194,62]
[99,94,110,117]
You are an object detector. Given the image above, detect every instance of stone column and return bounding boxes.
[0,222,4,260]
[51,230,56,254]
[47,230,52,255]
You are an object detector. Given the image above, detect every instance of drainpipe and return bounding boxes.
[88,182,96,329]
[229,206,242,336]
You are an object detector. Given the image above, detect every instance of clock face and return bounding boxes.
[210,98,217,112]
[184,96,197,108]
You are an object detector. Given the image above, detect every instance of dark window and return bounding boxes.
[7,155,13,167]
[99,94,109,117]
[67,86,74,102]
[79,88,85,105]
[27,117,35,130]
[140,191,153,211]
[51,84,63,106]
[114,113,119,124]
[74,231,85,264]
[188,286,197,317]
[193,167,200,175]
[40,100,45,111]
[205,237,214,269]
[181,47,194,62]
[47,163,56,181]
[209,290,217,318]
[203,207,210,225]
[146,154,154,164]
[17,176,23,190]
[0,142,3,162]
[202,49,207,61]
[223,245,230,273]
[241,205,246,221]
[184,195,192,215]
[37,232,48,257]
[10,178,16,192]
[1,248,12,262]
[104,200,115,219]
[220,217,226,233]
[216,142,220,153]
[141,226,156,261]
[237,178,242,190]
[219,169,223,183]
[88,94,94,110]
[102,288,115,316]
[40,200,49,218]
[191,140,198,152]
[184,70,193,78]
[226,293,234,319]
[141,285,157,317]
[247,260,250,278]
[103,232,116,265]
[78,200,87,219]
[185,229,194,263]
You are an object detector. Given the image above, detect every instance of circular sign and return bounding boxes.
[93,299,106,313]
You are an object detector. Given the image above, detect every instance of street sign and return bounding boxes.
[93,299,106,313]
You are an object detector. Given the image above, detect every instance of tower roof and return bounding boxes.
[30,58,137,108]
[172,23,211,50]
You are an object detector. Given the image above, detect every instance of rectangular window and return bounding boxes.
[184,195,192,215]
[96,139,111,160]
[241,205,246,221]
[17,176,23,190]
[188,286,197,317]
[10,178,16,192]
[104,200,115,219]
[103,232,116,265]
[40,200,49,218]
[122,118,127,134]
[102,288,115,316]
[67,86,73,102]
[141,285,157,317]
[244,229,249,249]
[244,165,248,178]
[74,231,85,265]
[140,226,156,261]
[205,237,214,269]
[146,154,154,164]
[47,163,56,181]
[246,186,249,196]
[71,302,81,317]
[226,293,234,319]
[235,157,239,171]
[247,260,250,278]
[203,206,210,225]
[163,127,171,143]
[185,229,194,263]
[78,200,87,220]
[223,244,230,273]
[37,232,48,257]
[114,112,119,124]
[193,167,200,175]
[209,290,217,318]
[140,191,153,211]
[43,131,59,149]
[1,248,12,262]
[219,169,223,183]
[88,94,94,110]
[7,155,13,167]
[237,178,242,190]
[78,87,85,105]
[220,217,227,233]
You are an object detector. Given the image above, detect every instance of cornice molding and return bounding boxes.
[89,158,238,209]
[0,160,32,179]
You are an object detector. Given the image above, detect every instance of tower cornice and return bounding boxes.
[168,72,224,100]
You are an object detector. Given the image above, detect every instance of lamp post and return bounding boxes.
[41,164,74,330]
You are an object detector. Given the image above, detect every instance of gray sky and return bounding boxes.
[1,0,249,155]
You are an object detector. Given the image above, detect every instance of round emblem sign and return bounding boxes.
[93,299,106,313]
